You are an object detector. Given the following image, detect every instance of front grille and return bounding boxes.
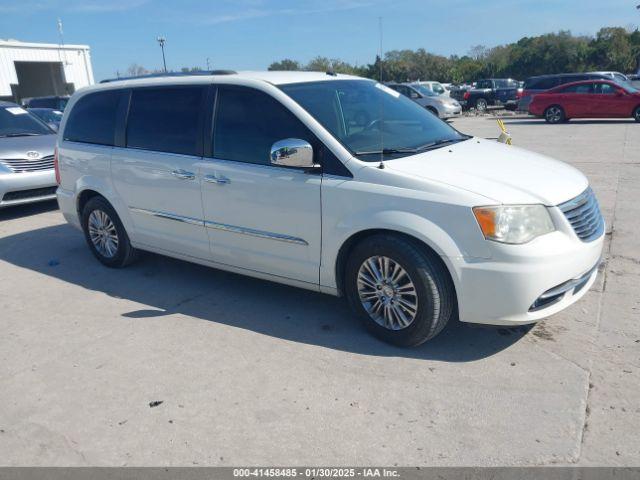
[2,186,57,202]
[558,187,604,242]
[0,155,54,173]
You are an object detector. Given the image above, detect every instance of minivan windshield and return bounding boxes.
[0,106,53,137]
[280,80,467,161]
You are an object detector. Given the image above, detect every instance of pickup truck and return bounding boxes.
[450,78,519,111]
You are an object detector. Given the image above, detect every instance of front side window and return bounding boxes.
[213,87,313,166]
[476,80,493,89]
[127,86,205,156]
[64,90,121,145]
[594,83,616,94]
[281,80,465,161]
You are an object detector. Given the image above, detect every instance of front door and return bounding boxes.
[111,85,210,258]
[590,82,629,117]
[200,86,321,285]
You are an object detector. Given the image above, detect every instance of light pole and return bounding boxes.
[157,36,167,73]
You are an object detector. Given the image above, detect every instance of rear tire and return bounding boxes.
[81,196,138,268]
[344,234,455,347]
[544,105,565,124]
[475,98,488,112]
[633,106,640,123]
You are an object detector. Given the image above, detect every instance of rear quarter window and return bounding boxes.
[64,90,122,146]
[526,77,558,90]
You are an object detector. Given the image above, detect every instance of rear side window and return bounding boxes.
[213,87,313,166]
[526,77,558,90]
[64,91,121,145]
[560,83,593,94]
[126,86,205,156]
[562,75,588,84]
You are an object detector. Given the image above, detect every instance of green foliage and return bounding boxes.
[268,27,640,82]
[268,59,301,71]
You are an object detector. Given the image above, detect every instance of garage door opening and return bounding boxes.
[13,61,75,102]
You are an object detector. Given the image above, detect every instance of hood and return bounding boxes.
[384,138,588,206]
[0,134,56,160]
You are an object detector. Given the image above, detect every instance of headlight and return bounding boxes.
[473,205,555,244]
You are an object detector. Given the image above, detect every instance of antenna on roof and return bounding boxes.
[378,16,385,170]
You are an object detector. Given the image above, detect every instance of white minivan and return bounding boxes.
[56,71,604,346]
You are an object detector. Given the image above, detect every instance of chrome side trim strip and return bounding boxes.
[129,207,204,226]
[129,207,308,246]
[204,220,308,246]
[538,263,599,300]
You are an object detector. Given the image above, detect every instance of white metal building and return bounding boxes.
[0,39,94,103]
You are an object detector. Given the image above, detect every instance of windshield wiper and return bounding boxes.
[414,137,469,152]
[356,137,471,157]
[0,133,41,138]
[355,147,418,156]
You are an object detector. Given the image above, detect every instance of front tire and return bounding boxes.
[81,196,138,268]
[544,105,565,124]
[344,234,455,347]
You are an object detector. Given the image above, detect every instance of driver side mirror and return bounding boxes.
[270,138,316,169]
[410,91,422,99]
[615,89,625,96]
[47,122,59,132]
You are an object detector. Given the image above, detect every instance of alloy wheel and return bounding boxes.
[88,209,119,258]
[546,106,562,123]
[476,99,487,111]
[357,255,418,330]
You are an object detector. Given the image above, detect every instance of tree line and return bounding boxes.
[268,27,640,83]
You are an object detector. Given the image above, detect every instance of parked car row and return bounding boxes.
[385,83,462,119]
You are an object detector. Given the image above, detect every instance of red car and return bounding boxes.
[529,79,640,124]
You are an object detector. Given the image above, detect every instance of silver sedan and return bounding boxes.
[0,102,57,208]
[387,83,462,119]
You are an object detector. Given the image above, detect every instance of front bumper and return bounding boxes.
[56,186,82,230]
[452,208,605,325]
[0,170,57,208]
[440,105,463,119]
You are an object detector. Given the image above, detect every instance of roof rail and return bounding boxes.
[99,70,237,84]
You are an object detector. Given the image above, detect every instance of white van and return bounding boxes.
[56,71,604,346]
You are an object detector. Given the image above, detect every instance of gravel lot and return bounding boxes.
[0,116,638,466]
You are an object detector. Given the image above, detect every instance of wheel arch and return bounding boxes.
[426,106,439,116]
[334,228,459,305]
[73,177,134,235]
[76,188,103,218]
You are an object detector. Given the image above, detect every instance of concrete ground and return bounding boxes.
[0,117,638,466]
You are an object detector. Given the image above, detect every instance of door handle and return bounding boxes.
[203,174,230,185]
[171,169,196,180]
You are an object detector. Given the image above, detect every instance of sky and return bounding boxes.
[0,0,638,81]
